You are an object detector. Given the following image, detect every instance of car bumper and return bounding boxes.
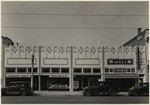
[28,90,34,95]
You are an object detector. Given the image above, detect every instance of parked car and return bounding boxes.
[128,83,149,96]
[1,82,34,96]
[83,81,120,96]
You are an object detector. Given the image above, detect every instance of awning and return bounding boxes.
[106,76,141,79]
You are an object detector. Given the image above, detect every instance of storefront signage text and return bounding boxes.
[107,59,133,65]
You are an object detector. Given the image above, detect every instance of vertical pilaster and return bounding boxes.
[135,46,137,74]
[81,77,83,89]
[102,46,105,81]
[38,76,41,91]
[38,46,41,91]
[135,78,139,87]
[2,45,6,87]
[70,46,73,92]
[144,46,148,83]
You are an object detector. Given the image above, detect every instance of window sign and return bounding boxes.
[107,59,133,65]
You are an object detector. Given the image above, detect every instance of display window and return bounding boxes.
[48,78,69,90]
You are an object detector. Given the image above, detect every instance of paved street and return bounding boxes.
[2,93,149,104]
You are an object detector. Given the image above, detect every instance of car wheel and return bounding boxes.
[109,89,116,96]
[102,92,106,95]
[20,89,27,96]
[128,91,133,96]
[84,90,92,96]
[134,91,140,96]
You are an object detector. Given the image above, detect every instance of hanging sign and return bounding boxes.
[107,59,133,65]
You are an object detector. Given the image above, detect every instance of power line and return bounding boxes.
[2,13,148,17]
[2,26,147,29]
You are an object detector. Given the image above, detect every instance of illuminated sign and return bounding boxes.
[107,59,133,65]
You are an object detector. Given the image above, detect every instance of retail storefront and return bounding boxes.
[74,75,101,90]
[2,45,148,91]
[73,68,102,90]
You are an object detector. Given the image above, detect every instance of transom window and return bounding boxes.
[93,68,101,73]
[17,68,26,73]
[105,68,109,72]
[74,68,82,73]
[42,68,50,73]
[52,68,60,73]
[28,68,38,73]
[105,68,135,73]
[131,68,135,72]
[61,68,69,73]
[83,68,91,73]
[6,68,16,73]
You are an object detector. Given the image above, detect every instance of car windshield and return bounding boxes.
[143,84,149,87]
[9,83,27,87]
[10,83,16,87]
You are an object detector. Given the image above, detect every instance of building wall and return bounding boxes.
[122,29,149,83]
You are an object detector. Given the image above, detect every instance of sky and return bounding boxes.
[1,1,149,47]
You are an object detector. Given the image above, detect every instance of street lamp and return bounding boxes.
[31,51,34,89]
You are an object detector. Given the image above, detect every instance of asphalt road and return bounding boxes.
[2,95,149,104]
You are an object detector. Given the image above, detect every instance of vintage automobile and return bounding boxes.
[128,83,149,96]
[1,82,34,96]
[83,81,120,96]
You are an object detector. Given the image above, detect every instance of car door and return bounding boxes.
[99,82,106,93]
[141,86,149,95]
[13,83,21,94]
[7,83,16,94]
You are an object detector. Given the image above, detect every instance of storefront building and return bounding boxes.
[121,28,149,86]
[2,44,148,91]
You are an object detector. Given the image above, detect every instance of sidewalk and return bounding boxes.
[34,91,128,96]
[34,91,83,96]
